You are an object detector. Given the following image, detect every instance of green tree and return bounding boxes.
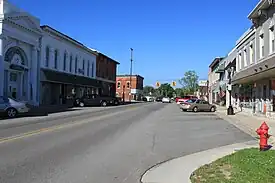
[179,70,199,94]
[175,88,184,97]
[157,83,175,98]
[143,86,155,96]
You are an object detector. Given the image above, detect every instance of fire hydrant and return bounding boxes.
[256,122,271,151]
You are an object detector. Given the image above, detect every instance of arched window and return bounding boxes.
[45,47,50,67]
[69,54,73,72]
[63,51,67,71]
[54,49,58,69]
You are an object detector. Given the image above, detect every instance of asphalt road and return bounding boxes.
[0,103,253,183]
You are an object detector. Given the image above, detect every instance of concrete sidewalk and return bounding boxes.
[215,106,275,145]
[141,140,257,183]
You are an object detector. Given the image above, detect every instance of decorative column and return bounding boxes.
[31,46,38,105]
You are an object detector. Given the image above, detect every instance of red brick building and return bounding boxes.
[116,75,144,101]
[92,49,119,97]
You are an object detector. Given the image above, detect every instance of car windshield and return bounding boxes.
[8,97,19,103]
[186,99,196,103]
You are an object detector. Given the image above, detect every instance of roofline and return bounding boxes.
[116,74,144,79]
[209,57,223,68]
[89,48,120,65]
[236,28,256,48]
[41,25,98,56]
[248,0,266,19]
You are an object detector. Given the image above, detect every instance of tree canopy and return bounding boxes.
[179,70,199,94]
[143,86,156,96]
[157,83,175,98]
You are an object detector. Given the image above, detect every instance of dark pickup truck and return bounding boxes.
[74,94,120,107]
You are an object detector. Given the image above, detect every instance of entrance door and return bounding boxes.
[9,72,18,99]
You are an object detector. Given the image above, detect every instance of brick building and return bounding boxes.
[116,75,144,101]
[91,49,119,97]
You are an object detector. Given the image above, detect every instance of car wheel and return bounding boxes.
[6,108,18,118]
[101,101,107,107]
[193,107,198,113]
[114,100,118,105]
[79,102,85,107]
[210,106,215,112]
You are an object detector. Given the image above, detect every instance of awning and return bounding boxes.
[215,62,225,73]
[40,69,102,88]
[212,84,220,93]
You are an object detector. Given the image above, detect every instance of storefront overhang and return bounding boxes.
[40,69,102,88]
[232,54,275,84]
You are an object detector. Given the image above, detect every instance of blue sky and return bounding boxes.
[10,0,259,86]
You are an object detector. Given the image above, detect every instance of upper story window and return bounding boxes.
[87,61,90,76]
[244,49,247,67]
[126,81,130,88]
[249,44,254,64]
[54,49,58,69]
[91,62,94,77]
[69,55,73,72]
[63,51,67,71]
[117,81,121,89]
[260,33,264,58]
[45,47,50,67]
[75,56,78,73]
[269,26,274,54]
[83,59,85,70]
[238,52,242,70]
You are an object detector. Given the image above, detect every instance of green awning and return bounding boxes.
[219,81,227,91]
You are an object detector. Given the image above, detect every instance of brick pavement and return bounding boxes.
[215,106,275,145]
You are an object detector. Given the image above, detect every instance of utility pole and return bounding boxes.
[129,48,133,103]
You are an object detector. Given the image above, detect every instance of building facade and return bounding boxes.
[116,75,144,101]
[94,51,119,97]
[208,57,223,104]
[195,80,208,100]
[39,26,98,105]
[0,0,118,106]
[232,0,275,113]
[0,0,43,105]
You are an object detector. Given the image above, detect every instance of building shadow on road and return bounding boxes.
[0,105,82,120]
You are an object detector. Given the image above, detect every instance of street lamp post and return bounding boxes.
[227,68,234,115]
[129,48,133,103]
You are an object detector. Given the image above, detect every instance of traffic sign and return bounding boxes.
[156,82,160,87]
[172,81,176,87]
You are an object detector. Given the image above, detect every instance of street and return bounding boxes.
[0,103,253,183]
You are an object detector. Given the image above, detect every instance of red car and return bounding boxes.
[176,95,197,104]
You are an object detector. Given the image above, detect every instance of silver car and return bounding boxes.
[0,96,30,118]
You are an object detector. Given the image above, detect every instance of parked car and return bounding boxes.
[74,94,119,107]
[162,97,171,103]
[0,96,30,118]
[156,97,163,102]
[176,95,197,104]
[180,99,216,112]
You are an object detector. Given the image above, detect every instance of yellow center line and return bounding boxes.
[0,106,139,144]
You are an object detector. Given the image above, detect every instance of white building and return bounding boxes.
[0,0,98,106]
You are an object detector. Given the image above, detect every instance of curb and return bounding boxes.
[141,140,258,183]
[215,110,275,145]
